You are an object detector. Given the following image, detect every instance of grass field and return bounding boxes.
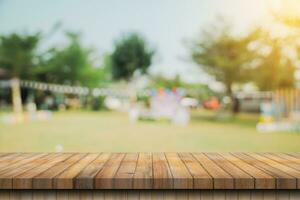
[0,111,299,152]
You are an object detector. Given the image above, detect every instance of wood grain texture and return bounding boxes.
[205,153,254,189]
[113,153,139,189]
[152,153,173,189]
[53,153,98,189]
[178,153,213,189]
[165,153,193,189]
[193,153,234,189]
[13,153,72,189]
[95,153,125,189]
[33,153,87,189]
[133,153,153,189]
[75,153,111,189]
[0,153,299,189]
[223,153,275,189]
[0,190,300,199]
[234,153,297,189]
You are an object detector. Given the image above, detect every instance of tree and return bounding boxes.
[0,33,40,116]
[191,23,256,98]
[110,33,155,80]
[38,32,102,87]
[151,74,183,89]
[272,0,300,28]
[250,31,295,90]
[0,33,40,79]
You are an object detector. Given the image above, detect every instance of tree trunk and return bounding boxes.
[11,77,23,122]
[225,82,235,113]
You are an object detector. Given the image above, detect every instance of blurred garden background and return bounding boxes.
[1,0,300,152]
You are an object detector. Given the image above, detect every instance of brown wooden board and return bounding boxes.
[234,153,297,189]
[33,153,88,189]
[113,153,139,189]
[205,153,254,189]
[53,153,98,189]
[165,153,193,189]
[13,153,72,189]
[133,153,153,189]
[193,153,233,189]
[94,153,125,189]
[0,153,299,190]
[75,153,111,189]
[222,153,275,189]
[152,153,173,189]
[178,153,213,189]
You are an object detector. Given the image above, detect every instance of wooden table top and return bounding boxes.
[0,153,299,190]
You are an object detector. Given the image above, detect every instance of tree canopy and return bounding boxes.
[37,32,103,87]
[109,33,155,80]
[0,33,40,79]
[249,30,296,90]
[191,23,256,96]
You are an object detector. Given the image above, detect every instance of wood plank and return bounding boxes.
[164,153,193,189]
[192,153,233,189]
[75,153,111,189]
[287,153,300,159]
[222,153,275,189]
[139,191,151,200]
[225,191,238,200]
[188,191,201,200]
[0,153,43,174]
[11,190,32,200]
[276,191,289,200]
[53,153,98,189]
[238,191,251,200]
[205,153,254,189]
[94,153,125,189]
[213,190,226,200]
[277,153,300,164]
[233,153,296,189]
[0,190,9,200]
[200,191,213,200]
[56,191,69,200]
[113,153,139,189]
[80,190,93,200]
[13,153,72,189]
[178,152,213,189]
[0,153,9,157]
[250,191,263,200]
[263,191,276,200]
[0,153,48,189]
[249,153,300,189]
[133,153,153,189]
[152,152,173,189]
[290,191,300,200]
[32,153,87,189]
[266,153,300,171]
[0,153,19,162]
[126,191,139,200]
[0,152,299,191]
[93,191,105,200]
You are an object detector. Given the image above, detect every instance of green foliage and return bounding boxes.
[150,75,214,100]
[91,96,107,111]
[151,74,183,89]
[191,23,256,96]
[249,29,296,90]
[109,33,155,80]
[0,33,40,79]
[38,32,103,87]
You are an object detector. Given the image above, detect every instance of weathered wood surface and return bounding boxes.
[0,153,300,189]
[0,190,299,200]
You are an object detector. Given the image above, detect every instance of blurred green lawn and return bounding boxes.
[0,111,299,152]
